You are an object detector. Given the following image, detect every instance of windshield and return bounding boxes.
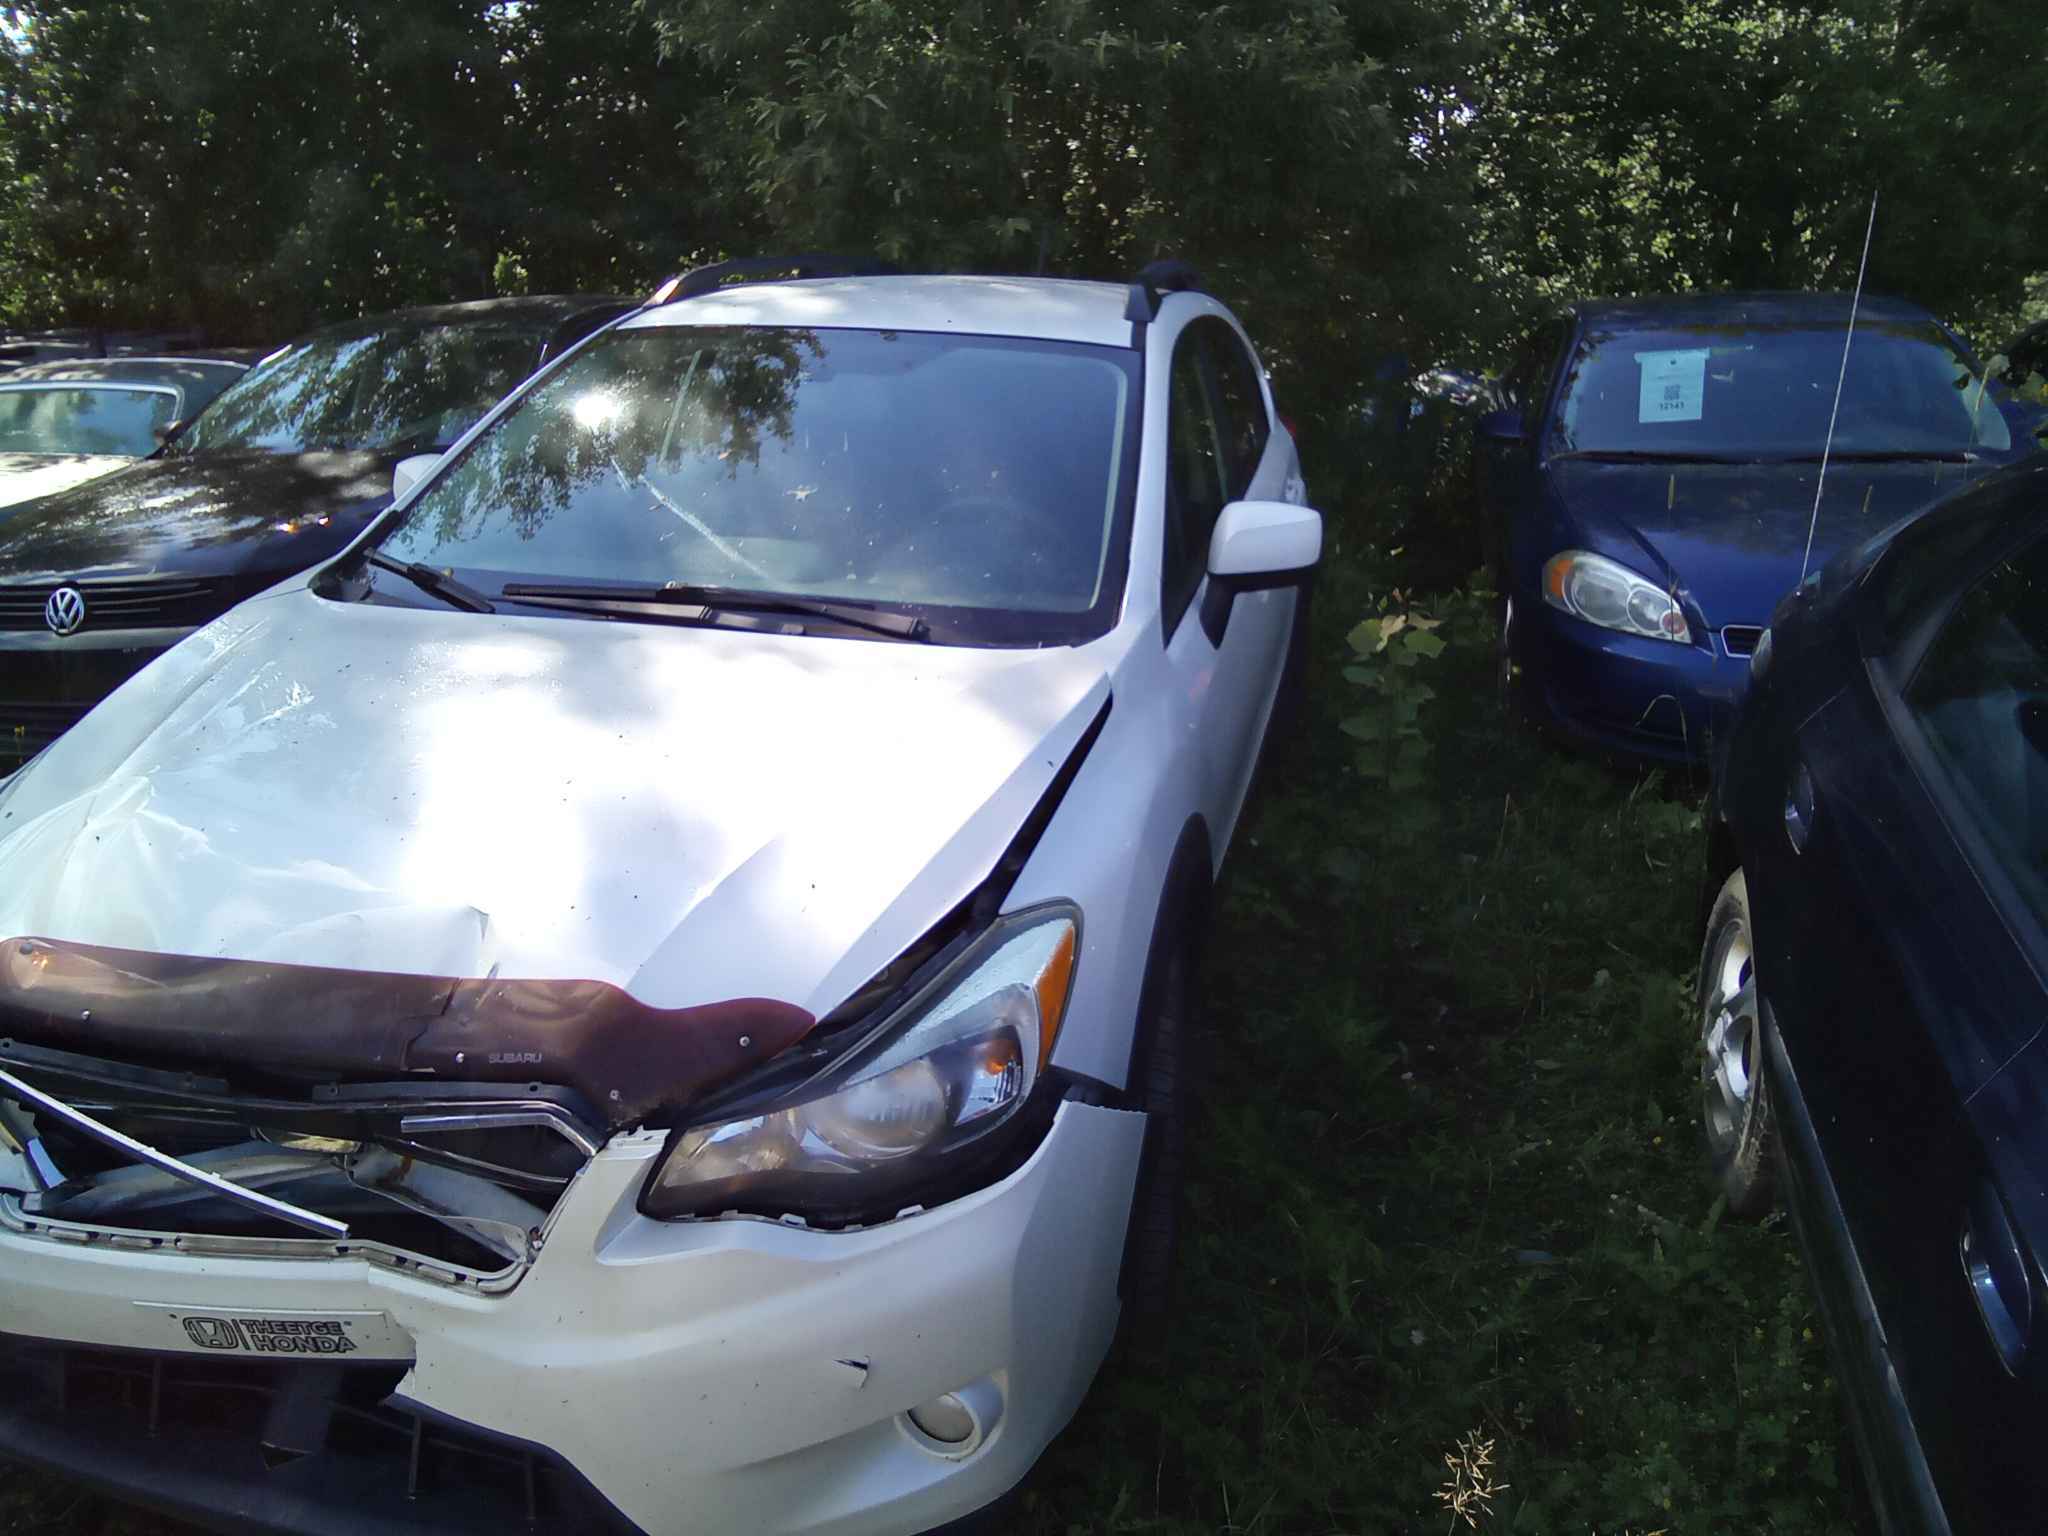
[1553,319,2014,459]
[367,326,1140,644]
[179,320,545,456]
[0,386,175,456]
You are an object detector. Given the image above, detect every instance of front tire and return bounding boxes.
[1697,869,1775,1215]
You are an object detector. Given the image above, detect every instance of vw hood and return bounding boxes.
[0,449,397,583]
[1553,457,1998,627]
[0,587,1110,1069]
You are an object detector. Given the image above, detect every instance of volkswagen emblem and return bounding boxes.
[43,585,85,637]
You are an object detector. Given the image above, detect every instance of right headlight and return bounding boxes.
[641,904,1078,1224]
[1542,549,1691,644]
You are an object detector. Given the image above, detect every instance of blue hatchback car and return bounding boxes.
[1477,293,2041,762]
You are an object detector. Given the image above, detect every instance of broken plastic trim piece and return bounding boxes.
[398,1110,599,1158]
[0,1067,348,1240]
[0,1195,525,1292]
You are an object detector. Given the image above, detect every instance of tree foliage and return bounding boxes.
[1,0,2043,433]
[1470,0,2048,348]
[0,1,738,337]
[646,0,1486,390]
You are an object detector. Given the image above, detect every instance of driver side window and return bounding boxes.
[1162,331,1230,637]
[1906,532,2048,929]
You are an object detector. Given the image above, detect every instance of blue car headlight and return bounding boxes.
[1542,550,1692,644]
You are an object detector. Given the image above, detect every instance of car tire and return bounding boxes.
[1118,938,1190,1360]
[1496,593,1526,727]
[1697,868,1775,1216]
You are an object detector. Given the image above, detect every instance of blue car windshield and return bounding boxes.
[1553,320,2013,459]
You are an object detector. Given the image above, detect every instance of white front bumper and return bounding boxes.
[0,1098,1146,1536]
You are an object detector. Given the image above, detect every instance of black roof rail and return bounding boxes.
[1123,260,1205,348]
[643,253,899,308]
[1123,260,1204,322]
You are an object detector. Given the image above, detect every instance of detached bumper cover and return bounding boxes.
[0,1098,1146,1536]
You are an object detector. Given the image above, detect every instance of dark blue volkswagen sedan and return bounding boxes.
[1479,293,2038,762]
[1703,456,2048,1534]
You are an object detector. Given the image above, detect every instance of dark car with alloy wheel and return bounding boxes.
[1701,455,2048,1534]
[0,295,630,768]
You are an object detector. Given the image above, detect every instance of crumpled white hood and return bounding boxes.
[0,586,1109,1018]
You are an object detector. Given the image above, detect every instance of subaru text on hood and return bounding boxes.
[1477,292,2035,762]
[0,260,1322,1536]
[0,294,631,768]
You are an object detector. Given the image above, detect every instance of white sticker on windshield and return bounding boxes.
[1636,349,1709,424]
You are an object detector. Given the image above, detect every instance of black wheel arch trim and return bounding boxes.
[1118,814,1214,1100]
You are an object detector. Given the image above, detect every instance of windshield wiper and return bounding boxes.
[365,551,496,613]
[1548,449,1763,464]
[499,581,930,642]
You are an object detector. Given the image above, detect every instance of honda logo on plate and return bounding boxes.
[182,1316,242,1350]
[43,585,85,636]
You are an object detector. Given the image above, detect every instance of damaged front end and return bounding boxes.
[0,1040,603,1288]
[0,937,816,1289]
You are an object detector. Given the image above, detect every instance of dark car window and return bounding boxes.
[371,325,1139,645]
[1554,319,2014,459]
[1163,329,1230,635]
[179,321,547,457]
[174,364,248,419]
[0,386,176,456]
[1905,535,2048,929]
[1198,319,1270,492]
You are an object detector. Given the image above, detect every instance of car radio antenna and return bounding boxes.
[1800,189,1879,587]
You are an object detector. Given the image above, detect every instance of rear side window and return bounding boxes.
[1200,320,1271,491]
[1906,535,2048,928]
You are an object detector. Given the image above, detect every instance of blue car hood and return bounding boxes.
[1553,458,1991,627]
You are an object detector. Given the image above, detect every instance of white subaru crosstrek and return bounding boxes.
[0,261,1320,1536]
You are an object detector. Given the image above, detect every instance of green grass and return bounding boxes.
[0,559,1856,1536]
[1017,563,1854,1535]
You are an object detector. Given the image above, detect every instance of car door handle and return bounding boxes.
[1961,1179,2032,1375]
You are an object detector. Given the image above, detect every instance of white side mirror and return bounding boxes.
[1208,499,1323,582]
[1200,499,1321,646]
[392,453,442,503]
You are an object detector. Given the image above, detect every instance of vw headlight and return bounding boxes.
[1542,550,1691,644]
[642,905,1078,1223]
